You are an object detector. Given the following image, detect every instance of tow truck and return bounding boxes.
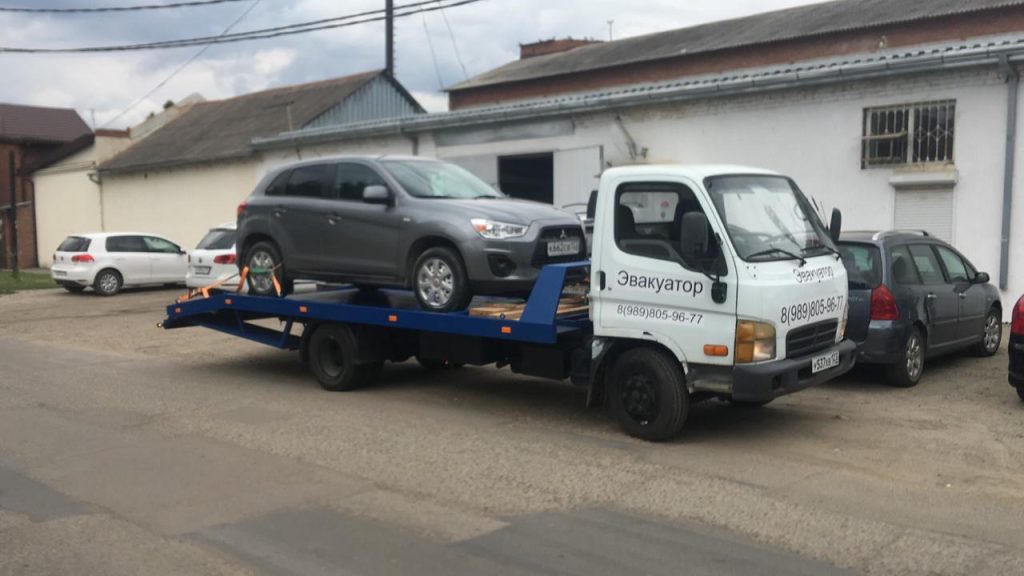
[162,165,857,441]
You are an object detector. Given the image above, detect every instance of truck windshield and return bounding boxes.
[382,160,503,199]
[705,175,834,262]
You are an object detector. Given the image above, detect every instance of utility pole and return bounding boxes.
[607,20,614,41]
[385,0,395,77]
[8,150,18,277]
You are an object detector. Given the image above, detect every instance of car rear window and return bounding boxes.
[57,236,91,252]
[196,228,236,250]
[838,242,882,289]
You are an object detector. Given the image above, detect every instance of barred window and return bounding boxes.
[862,100,955,168]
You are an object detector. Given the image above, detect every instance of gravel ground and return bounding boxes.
[2,286,1023,575]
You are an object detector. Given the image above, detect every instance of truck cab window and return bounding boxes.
[614,182,724,275]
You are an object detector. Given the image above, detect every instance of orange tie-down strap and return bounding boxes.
[176,264,282,303]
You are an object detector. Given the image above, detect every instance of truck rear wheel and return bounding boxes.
[608,347,688,442]
[308,324,381,391]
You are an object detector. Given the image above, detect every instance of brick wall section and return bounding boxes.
[0,142,39,269]
[520,38,603,59]
[451,8,1024,109]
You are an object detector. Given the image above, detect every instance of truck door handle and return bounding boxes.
[598,271,606,290]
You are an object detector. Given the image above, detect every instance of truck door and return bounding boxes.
[591,177,736,365]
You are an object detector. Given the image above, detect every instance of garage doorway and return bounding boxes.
[499,153,553,204]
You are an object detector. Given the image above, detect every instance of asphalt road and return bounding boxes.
[2,286,1023,575]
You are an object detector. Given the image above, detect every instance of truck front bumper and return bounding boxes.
[731,339,857,402]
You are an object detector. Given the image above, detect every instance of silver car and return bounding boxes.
[236,156,585,311]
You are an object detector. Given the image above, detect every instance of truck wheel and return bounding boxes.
[412,247,471,313]
[93,269,123,296]
[885,327,924,388]
[308,324,380,391]
[969,308,1002,357]
[608,347,688,442]
[245,241,292,297]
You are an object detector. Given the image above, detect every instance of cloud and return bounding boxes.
[0,0,830,129]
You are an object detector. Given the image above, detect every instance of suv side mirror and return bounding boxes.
[975,271,991,284]
[363,185,391,205]
[829,208,843,243]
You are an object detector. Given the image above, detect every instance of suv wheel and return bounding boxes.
[885,327,925,387]
[970,308,1002,357]
[93,269,123,297]
[412,247,471,312]
[245,241,291,297]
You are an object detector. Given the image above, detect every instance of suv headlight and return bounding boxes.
[471,219,527,239]
[735,320,776,363]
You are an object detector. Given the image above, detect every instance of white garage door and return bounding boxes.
[894,189,954,242]
[553,146,603,208]
[446,154,498,189]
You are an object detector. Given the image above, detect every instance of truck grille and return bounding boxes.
[531,226,586,265]
[786,320,838,359]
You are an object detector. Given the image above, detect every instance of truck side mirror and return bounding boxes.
[363,185,391,205]
[829,208,843,243]
[679,212,712,263]
[586,190,598,220]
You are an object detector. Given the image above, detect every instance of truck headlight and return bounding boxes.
[471,219,528,239]
[735,320,776,363]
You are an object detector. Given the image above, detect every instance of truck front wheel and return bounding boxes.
[308,324,381,392]
[608,347,688,442]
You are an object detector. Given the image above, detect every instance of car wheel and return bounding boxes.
[608,347,688,442]
[307,323,381,392]
[970,308,1002,357]
[1017,385,1024,402]
[93,269,123,297]
[245,241,291,297]
[412,246,471,312]
[60,282,86,293]
[885,327,925,387]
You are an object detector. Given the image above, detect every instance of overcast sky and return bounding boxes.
[0,0,831,129]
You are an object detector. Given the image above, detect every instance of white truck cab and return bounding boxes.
[588,165,856,439]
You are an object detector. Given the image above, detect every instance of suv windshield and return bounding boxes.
[196,228,236,250]
[381,160,502,199]
[706,175,834,262]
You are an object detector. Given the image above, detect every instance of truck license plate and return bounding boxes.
[547,239,579,257]
[812,350,840,374]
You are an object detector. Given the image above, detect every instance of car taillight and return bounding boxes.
[214,254,236,265]
[237,201,248,218]
[870,284,899,321]
[1012,297,1024,335]
[71,254,94,263]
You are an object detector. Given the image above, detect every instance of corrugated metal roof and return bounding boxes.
[0,102,90,144]
[254,33,1024,149]
[100,70,420,174]
[448,0,1024,91]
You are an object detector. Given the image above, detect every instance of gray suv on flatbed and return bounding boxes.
[236,156,586,311]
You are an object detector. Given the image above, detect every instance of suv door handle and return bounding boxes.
[926,293,937,301]
[327,213,342,225]
[958,292,967,299]
[272,208,286,218]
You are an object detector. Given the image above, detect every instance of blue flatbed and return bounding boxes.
[161,262,592,349]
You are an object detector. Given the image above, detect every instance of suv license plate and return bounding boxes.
[547,239,580,257]
[812,350,840,374]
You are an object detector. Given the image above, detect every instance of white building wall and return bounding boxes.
[101,160,262,250]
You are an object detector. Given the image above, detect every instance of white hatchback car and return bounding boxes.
[51,233,188,296]
[186,223,243,291]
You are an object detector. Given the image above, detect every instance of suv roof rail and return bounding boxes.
[871,230,930,241]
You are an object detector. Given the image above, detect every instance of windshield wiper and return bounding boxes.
[803,244,843,260]
[746,247,807,267]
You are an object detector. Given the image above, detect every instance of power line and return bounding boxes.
[420,14,445,90]
[438,2,469,81]
[0,0,249,13]
[100,0,263,129]
[0,0,486,53]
